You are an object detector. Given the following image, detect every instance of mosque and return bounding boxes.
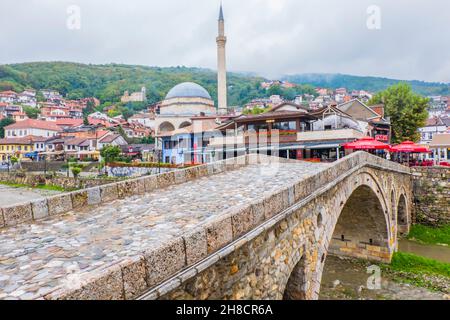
[155,4,228,138]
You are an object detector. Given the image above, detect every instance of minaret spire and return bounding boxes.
[217,3,228,115]
[219,3,224,21]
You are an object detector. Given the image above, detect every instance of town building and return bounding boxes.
[155,82,217,138]
[0,136,46,161]
[4,119,61,138]
[121,87,147,103]
[128,112,155,130]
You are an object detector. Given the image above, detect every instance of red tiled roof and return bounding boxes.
[5,119,62,131]
[56,118,84,127]
[0,91,17,96]
[0,135,48,145]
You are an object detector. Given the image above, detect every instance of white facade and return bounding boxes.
[6,127,59,138]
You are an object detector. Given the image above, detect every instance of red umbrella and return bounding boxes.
[343,136,390,150]
[390,141,430,153]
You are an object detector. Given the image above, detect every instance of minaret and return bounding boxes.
[217,4,228,115]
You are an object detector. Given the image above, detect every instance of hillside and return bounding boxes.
[282,73,450,96]
[1,63,448,112]
[0,62,267,107]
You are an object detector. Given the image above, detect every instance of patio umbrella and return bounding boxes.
[390,141,430,153]
[343,136,390,150]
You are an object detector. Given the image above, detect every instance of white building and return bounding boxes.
[4,119,61,138]
[419,117,450,145]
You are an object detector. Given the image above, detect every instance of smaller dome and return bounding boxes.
[165,82,212,100]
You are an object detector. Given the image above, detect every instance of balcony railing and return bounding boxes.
[297,129,365,142]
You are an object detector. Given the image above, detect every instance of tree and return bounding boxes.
[23,106,39,119]
[0,117,15,138]
[368,83,429,143]
[267,84,283,96]
[100,145,121,163]
[10,156,19,166]
[71,166,82,179]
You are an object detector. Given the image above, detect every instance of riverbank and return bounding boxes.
[320,253,449,300]
[407,224,450,246]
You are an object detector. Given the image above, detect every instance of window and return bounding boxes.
[324,125,332,131]
[248,123,269,132]
[272,121,296,131]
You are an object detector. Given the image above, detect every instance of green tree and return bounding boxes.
[368,83,429,143]
[10,156,19,165]
[23,106,39,119]
[0,117,15,138]
[267,84,283,96]
[71,166,82,179]
[100,145,121,163]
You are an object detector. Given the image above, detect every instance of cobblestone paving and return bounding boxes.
[0,161,327,300]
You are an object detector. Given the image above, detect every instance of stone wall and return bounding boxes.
[20,161,66,172]
[107,166,172,177]
[412,167,450,226]
[2,152,414,300]
[0,172,119,190]
[0,155,251,230]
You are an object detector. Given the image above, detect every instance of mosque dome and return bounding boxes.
[165,82,212,100]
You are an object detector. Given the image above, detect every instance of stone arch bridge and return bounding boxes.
[0,152,412,300]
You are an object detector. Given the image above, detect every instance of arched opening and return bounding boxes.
[284,255,307,300]
[179,121,192,129]
[397,194,408,236]
[159,121,175,133]
[328,185,390,261]
[391,190,396,223]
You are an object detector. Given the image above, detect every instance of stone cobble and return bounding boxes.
[0,161,327,300]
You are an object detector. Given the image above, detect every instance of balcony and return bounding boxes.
[297,129,365,142]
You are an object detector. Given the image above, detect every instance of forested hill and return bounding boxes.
[0,62,266,107]
[282,73,450,96]
[1,62,448,109]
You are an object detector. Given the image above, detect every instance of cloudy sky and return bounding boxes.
[1,0,449,82]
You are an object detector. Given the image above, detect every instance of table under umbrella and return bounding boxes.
[343,136,391,150]
[390,141,430,153]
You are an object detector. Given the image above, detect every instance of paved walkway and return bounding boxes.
[0,161,327,300]
[0,184,60,207]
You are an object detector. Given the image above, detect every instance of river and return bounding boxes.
[398,239,450,263]
[319,240,450,300]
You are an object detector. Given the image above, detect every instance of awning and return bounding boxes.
[305,144,340,150]
[390,141,430,153]
[39,151,65,155]
[343,136,390,150]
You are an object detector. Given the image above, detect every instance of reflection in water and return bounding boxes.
[398,239,450,263]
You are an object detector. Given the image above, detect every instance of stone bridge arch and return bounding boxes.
[283,170,393,300]
[397,192,410,236]
[146,154,413,301]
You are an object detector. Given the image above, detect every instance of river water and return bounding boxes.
[319,241,450,300]
[398,239,450,263]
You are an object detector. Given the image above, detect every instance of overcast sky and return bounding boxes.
[1,0,449,82]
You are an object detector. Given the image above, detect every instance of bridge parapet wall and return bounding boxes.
[34,152,411,300]
[0,155,256,230]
